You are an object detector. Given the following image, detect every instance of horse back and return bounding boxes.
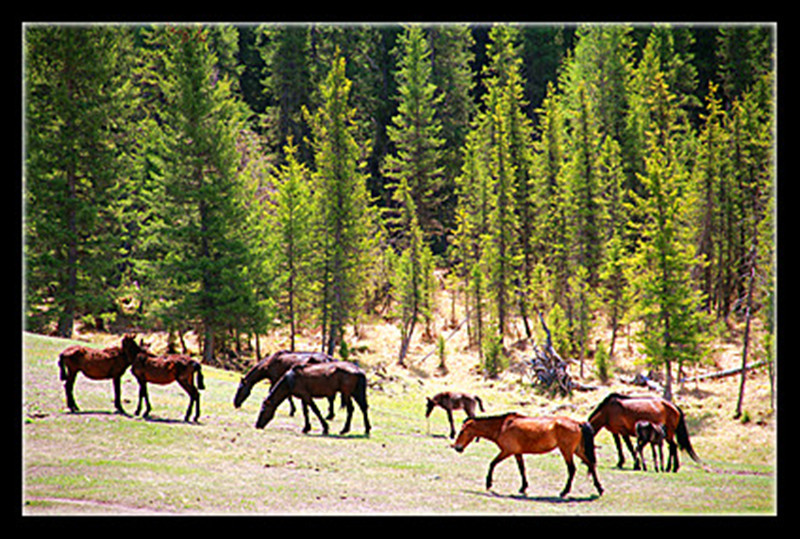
[61,345,128,379]
[500,415,575,454]
[609,397,680,436]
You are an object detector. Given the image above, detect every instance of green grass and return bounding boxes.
[22,332,776,515]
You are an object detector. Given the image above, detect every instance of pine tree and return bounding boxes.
[304,51,373,356]
[24,25,135,337]
[258,25,313,164]
[270,138,315,351]
[383,25,441,364]
[148,25,253,362]
[629,72,709,401]
[383,25,445,244]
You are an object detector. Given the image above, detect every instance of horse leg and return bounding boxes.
[623,434,641,470]
[613,433,626,468]
[64,373,79,413]
[340,395,354,435]
[134,378,148,417]
[305,397,329,435]
[485,451,511,491]
[514,454,528,494]
[668,438,680,472]
[300,400,312,433]
[560,455,577,498]
[288,396,296,417]
[112,375,126,415]
[326,396,335,420]
[656,444,663,473]
[636,440,647,471]
[446,408,455,439]
[178,379,199,423]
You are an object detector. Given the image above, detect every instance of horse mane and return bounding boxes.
[588,392,632,420]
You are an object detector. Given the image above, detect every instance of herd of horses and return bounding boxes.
[56,334,702,499]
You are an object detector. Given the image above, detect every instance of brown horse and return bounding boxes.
[425,391,485,438]
[453,413,603,498]
[255,361,370,436]
[58,334,137,414]
[233,350,335,418]
[123,338,205,422]
[635,420,666,472]
[587,393,699,472]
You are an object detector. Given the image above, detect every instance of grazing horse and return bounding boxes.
[58,334,137,414]
[635,420,666,472]
[233,351,335,418]
[425,391,485,438]
[453,413,603,498]
[255,361,370,436]
[588,393,700,472]
[123,338,205,423]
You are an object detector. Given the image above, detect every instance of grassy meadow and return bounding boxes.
[22,330,776,515]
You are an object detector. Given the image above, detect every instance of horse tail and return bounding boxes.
[580,421,597,466]
[354,371,369,410]
[193,361,205,390]
[675,406,700,463]
[58,354,68,381]
[475,396,485,412]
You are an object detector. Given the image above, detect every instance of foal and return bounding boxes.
[425,391,485,438]
[58,334,137,414]
[635,420,667,472]
[123,338,205,422]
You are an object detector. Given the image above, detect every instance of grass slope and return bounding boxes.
[22,332,775,515]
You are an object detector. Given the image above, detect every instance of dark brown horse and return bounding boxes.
[233,350,335,418]
[635,420,666,472]
[588,393,699,472]
[123,338,205,422]
[58,334,137,414]
[255,361,370,436]
[453,413,603,498]
[425,391,485,438]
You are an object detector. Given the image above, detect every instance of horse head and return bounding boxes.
[453,418,477,453]
[233,377,251,408]
[425,397,436,418]
[255,393,278,429]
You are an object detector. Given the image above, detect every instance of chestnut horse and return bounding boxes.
[233,350,335,418]
[123,338,205,422]
[635,420,666,472]
[425,391,485,438]
[255,361,370,436]
[58,334,137,414]
[587,393,699,472]
[453,413,603,498]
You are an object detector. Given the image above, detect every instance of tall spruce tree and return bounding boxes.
[24,25,135,337]
[629,72,709,401]
[270,138,315,351]
[304,51,373,356]
[148,25,253,362]
[383,25,441,364]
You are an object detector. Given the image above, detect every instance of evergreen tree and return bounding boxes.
[258,25,313,164]
[270,138,315,351]
[24,25,135,337]
[629,72,709,401]
[383,25,441,364]
[148,25,253,362]
[383,25,446,244]
[304,51,373,355]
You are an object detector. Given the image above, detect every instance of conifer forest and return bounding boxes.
[23,23,776,399]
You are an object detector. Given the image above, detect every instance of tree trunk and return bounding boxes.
[734,251,757,419]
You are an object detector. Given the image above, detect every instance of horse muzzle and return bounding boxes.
[453,444,464,453]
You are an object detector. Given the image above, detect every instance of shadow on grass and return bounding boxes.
[464,489,601,504]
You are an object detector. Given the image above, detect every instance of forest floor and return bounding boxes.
[22,292,777,516]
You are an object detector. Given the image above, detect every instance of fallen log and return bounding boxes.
[678,359,769,384]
